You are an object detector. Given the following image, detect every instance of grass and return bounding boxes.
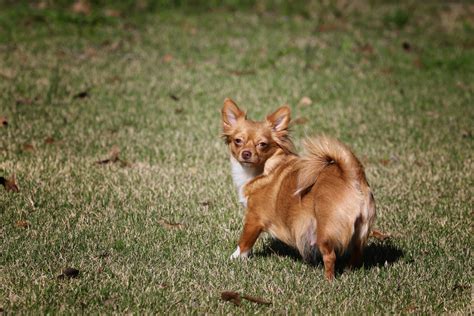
[0,0,473,313]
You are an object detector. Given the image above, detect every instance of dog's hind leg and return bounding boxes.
[319,240,336,281]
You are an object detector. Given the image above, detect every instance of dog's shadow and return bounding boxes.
[255,238,404,271]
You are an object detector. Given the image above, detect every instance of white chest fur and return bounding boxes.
[230,156,261,207]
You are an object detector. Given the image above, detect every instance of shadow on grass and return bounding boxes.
[255,238,404,271]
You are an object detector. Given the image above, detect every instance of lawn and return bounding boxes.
[0,0,473,313]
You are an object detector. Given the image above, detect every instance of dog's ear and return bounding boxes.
[222,98,245,130]
[266,105,291,132]
[266,105,295,154]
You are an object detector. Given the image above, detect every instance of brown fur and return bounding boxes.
[222,98,376,281]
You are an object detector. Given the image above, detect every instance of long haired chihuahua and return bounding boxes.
[221,98,376,280]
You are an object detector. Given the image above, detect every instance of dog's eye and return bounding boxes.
[234,138,242,145]
[258,142,268,148]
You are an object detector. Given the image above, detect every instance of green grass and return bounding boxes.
[1,1,473,313]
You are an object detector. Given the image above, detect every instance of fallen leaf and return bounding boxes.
[356,43,374,55]
[97,251,110,259]
[370,229,391,241]
[15,220,30,228]
[299,96,312,106]
[169,94,179,101]
[242,294,271,305]
[58,267,80,279]
[158,219,185,229]
[104,9,121,17]
[0,69,15,79]
[413,56,423,69]
[0,174,19,192]
[293,117,309,125]
[379,159,390,166]
[221,291,241,306]
[96,146,120,165]
[456,81,468,91]
[71,0,91,15]
[461,130,472,139]
[402,41,411,52]
[16,98,34,106]
[34,1,48,9]
[44,137,55,144]
[73,91,89,99]
[404,304,417,313]
[103,298,115,306]
[452,284,469,291]
[200,200,211,207]
[175,108,184,114]
[229,69,256,76]
[317,23,340,32]
[0,116,7,126]
[221,291,271,306]
[380,67,392,75]
[163,54,174,63]
[22,143,35,152]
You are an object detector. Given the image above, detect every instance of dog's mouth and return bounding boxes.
[238,159,259,167]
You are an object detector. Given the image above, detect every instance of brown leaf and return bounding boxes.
[44,137,55,144]
[163,54,174,63]
[22,143,35,153]
[96,146,120,165]
[15,220,30,228]
[16,98,34,106]
[169,94,179,101]
[58,267,80,279]
[370,229,391,241]
[317,23,340,32]
[174,108,184,114]
[402,41,411,52]
[73,91,89,99]
[104,9,121,17]
[299,96,312,107]
[355,43,374,56]
[380,67,392,75]
[242,294,271,305]
[158,219,185,229]
[34,1,48,9]
[0,69,15,80]
[0,174,19,192]
[293,117,309,125]
[71,0,91,15]
[379,159,390,166]
[200,200,211,207]
[0,116,7,126]
[455,81,469,91]
[221,291,241,306]
[413,56,423,69]
[229,69,256,76]
[461,130,472,139]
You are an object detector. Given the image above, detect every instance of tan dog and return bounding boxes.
[221,98,376,280]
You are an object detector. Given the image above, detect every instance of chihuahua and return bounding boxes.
[221,98,376,280]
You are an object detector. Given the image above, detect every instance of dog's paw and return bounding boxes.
[230,246,249,259]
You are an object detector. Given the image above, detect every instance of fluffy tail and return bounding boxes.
[295,136,362,195]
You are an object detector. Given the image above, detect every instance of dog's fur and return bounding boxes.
[221,98,376,280]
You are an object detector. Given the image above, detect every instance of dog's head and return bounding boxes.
[221,98,295,169]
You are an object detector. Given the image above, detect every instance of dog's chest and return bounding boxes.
[230,157,260,207]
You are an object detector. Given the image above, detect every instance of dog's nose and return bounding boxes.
[242,151,252,160]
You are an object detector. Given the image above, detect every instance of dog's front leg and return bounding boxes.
[230,212,263,259]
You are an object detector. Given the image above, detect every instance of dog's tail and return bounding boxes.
[295,136,363,195]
